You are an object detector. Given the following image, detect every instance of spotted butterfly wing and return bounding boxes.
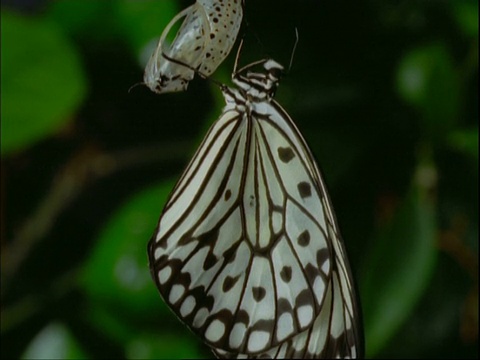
[144,0,244,94]
[148,57,363,358]
[212,238,361,358]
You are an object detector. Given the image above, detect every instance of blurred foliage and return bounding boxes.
[0,10,86,155]
[361,153,438,356]
[21,322,88,359]
[1,0,478,359]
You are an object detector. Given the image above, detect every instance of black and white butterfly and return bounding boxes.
[147,45,364,358]
[144,0,244,94]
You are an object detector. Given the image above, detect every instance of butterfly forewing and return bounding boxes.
[148,58,363,358]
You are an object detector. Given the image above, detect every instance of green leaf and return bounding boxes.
[396,43,460,140]
[1,11,87,156]
[361,156,438,357]
[452,0,479,37]
[447,127,479,161]
[81,180,176,320]
[21,322,88,359]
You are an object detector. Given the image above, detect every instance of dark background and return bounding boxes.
[1,0,478,358]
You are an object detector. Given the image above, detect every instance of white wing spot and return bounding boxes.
[169,284,185,304]
[158,266,172,285]
[205,319,225,343]
[313,276,326,302]
[193,307,209,328]
[322,258,330,274]
[180,295,196,317]
[248,330,270,352]
[297,304,314,328]
[272,211,282,234]
[229,322,247,349]
[276,312,294,342]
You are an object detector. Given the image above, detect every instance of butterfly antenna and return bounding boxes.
[287,27,299,74]
[232,36,246,75]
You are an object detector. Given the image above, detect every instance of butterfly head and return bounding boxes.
[233,59,285,100]
[263,59,284,82]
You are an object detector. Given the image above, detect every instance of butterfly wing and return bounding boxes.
[212,270,361,359]
[209,101,363,359]
[259,100,363,357]
[148,89,365,357]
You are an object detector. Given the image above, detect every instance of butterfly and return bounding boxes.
[147,43,364,358]
[144,0,244,94]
